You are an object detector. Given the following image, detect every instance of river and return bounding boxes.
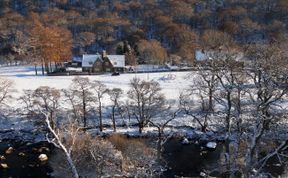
[0,140,53,178]
[0,137,285,178]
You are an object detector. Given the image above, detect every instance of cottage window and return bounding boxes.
[105,62,109,66]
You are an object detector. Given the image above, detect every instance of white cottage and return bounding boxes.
[81,52,125,73]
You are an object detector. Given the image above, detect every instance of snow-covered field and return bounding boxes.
[1,65,287,141]
[0,66,202,140]
[0,65,197,126]
[0,66,193,102]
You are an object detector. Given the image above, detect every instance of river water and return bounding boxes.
[163,138,222,177]
[0,138,285,178]
[0,140,53,178]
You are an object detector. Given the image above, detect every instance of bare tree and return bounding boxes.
[62,89,82,124]
[118,100,133,128]
[215,59,245,134]
[127,78,165,134]
[33,86,61,128]
[241,43,288,177]
[148,109,179,161]
[43,113,80,178]
[179,90,211,132]
[0,78,13,109]
[19,89,37,118]
[216,63,248,175]
[196,68,218,112]
[71,77,93,129]
[107,88,123,132]
[198,29,242,133]
[91,80,107,132]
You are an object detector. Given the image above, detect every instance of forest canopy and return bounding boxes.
[0,0,288,65]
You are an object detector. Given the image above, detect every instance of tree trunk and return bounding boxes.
[224,139,231,173]
[41,63,45,75]
[157,130,162,161]
[55,61,58,71]
[112,106,116,132]
[138,123,143,134]
[65,152,80,178]
[49,111,55,130]
[99,101,103,132]
[45,63,49,74]
[201,120,208,132]
[83,98,86,129]
[45,114,79,178]
[226,91,232,133]
[208,88,213,112]
[35,64,38,76]
[49,62,52,73]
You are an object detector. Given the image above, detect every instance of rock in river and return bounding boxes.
[0,155,5,160]
[18,152,26,157]
[38,154,48,162]
[206,142,217,150]
[5,147,13,154]
[0,163,9,169]
[181,137,190,145]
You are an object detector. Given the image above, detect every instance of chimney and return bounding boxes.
[102,50,107,58]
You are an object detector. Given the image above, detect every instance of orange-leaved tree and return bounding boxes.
[30,13,72,75]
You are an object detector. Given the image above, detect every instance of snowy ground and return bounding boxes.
[1,66,287,142]
[0,65,193,102]
[0,66,201,138]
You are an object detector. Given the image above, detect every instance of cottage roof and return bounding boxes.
[195,50,209,61]
[82,55,102,67]
[195,49,244,61]
[107,55,125,68]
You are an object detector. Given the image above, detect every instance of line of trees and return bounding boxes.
[0,42,287,177]
[18,76,175,135]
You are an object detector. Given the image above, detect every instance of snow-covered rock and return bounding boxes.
[38,154,48,161]
[0,155,5,160]
[18,152,26,157]
[200,172,207,177]
[0,163,9,169]
[5,147,13,154]
[181,137,189,145]
[206,142,217,150]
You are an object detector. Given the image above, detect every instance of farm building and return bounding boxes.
[82,51,125,73]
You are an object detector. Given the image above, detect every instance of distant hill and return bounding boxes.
[0,0,287,65]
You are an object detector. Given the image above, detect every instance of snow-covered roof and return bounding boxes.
[195,50,209,61]
[195,49,244,61]
[82,55,102,67]
[107,55,125,68]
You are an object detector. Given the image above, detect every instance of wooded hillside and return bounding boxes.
[0,0,288,65]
